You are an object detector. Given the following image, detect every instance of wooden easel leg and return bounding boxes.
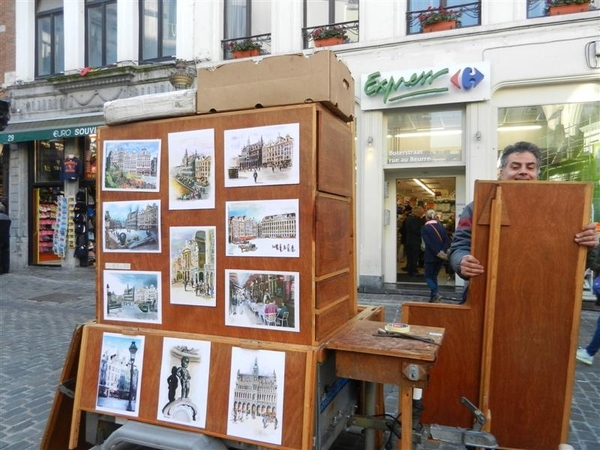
[399,386,413,450]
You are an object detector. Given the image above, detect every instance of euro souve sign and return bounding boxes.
[360,62,490,110]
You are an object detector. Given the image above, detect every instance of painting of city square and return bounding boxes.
[96,332,145,417]
[226,199,299,257]
[157,337,212,429]
[103,200,161,253]
[102,139,161,192]
[224,123,300,188]
[169,226,216,307]
[227,347,285,445]
[103,270,162,324]
[225,269,298,332]
[168,128,215,210]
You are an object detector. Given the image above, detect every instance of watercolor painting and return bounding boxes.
[168,129,215,210]
[226,199,299,258]
[103,200,161,253]
[102,139,161,192]
[224,123,300,188]
[157,337,212,429]
[227,347,285,445]
[103,270,162,324]
[170,226,216,307]
[225,269,299,332]
[96,333,145,417]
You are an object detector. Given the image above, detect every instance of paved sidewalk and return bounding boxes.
[0,267,598,449]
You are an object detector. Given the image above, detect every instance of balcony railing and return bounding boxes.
[407,2,481,35]
[303,21,359,49]
[222,34,272,60]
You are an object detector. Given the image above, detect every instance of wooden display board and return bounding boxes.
[95,104,355,346]
[402,181,592,450]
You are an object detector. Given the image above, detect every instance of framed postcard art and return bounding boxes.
[102,139,161,192]
[103,200,161,253]
[103,270,162,324]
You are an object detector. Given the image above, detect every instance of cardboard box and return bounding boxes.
[196,51,354,122]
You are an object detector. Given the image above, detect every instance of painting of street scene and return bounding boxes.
[226,199,299,258]
[168,128,215,210]
[225,269,299,332]
[103,200,161,253]
[102,139,160,192]
[96,332,145,417]
[157,337,211,429]
[103,270,162,324]
[227,347,285,445]
[224,123,299,188]
[170,226,216,307]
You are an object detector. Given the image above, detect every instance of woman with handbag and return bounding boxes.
[421,209,451,303]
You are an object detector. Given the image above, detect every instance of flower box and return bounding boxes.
[422,19,457,33]
[232,48,260,59]
[548,2,590,15]
[314,37,344,48]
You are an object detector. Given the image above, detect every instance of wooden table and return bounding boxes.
[325,320,445,450]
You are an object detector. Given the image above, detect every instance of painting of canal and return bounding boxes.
[102,139,160,192]
[226,199,299,258]
[168,128,215,210]
[103,200,161,253]
[224,123,299,188]
[169,226,217,307]
[103,270,162,324]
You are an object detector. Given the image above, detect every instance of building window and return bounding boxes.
[140,0,177,62]
[407,1,481,35]
[36,6,64,77]
[35,140,65,184]
[223,0,272,59]
[303,0,359,48]
[385,109,464,166]
[86,0,117,68]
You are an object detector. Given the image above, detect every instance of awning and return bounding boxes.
[0,114,104,144]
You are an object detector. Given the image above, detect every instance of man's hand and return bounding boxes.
[460,254,485,279]
[575,222,599,248]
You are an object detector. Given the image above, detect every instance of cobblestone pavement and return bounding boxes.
[0,267,598,449]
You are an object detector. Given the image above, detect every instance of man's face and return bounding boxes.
[500,151,539,180]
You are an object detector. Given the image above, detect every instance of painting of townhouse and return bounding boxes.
[225,269,299,332]
[227,347,285,445]
[226,199,299,258]
[103,270,162,324]
[170,226,217,307]
[224,123,300,188]
[168,129,215,210]
[96,332,145,417]
[157,337,212,429]
[102,139,161,192]
[103,200,161,253]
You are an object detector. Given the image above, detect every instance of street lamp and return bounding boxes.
[126,341,138,412]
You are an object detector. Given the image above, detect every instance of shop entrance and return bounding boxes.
[395,177,456,285]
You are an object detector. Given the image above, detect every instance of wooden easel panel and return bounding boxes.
[470,181,591,450]
[95,104,355,347]
[71,323,314,450]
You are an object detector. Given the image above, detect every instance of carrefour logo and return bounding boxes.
[363,64,487,105]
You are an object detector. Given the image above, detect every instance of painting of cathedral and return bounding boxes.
[168,128,215,210]
[226,347,285,445]
[156,337,212,429]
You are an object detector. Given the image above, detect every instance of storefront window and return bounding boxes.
[497,101,599,221]
[85,135,98,180]
[385,109,463,165]
[35,140,64,183]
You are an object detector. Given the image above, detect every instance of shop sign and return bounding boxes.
[387,149,462,165]
[0,117,102,144]
[361,62,490,110]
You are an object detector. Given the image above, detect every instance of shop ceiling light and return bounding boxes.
[498,125,542,132]
[394,130,462,138]
[413,178,436,196]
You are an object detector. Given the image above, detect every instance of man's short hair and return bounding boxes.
[500,141,541,171]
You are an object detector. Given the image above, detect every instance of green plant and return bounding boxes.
[226,40,262,52]
[545,0,590,12]
[418,6,462,28]
[310,25,347,41]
